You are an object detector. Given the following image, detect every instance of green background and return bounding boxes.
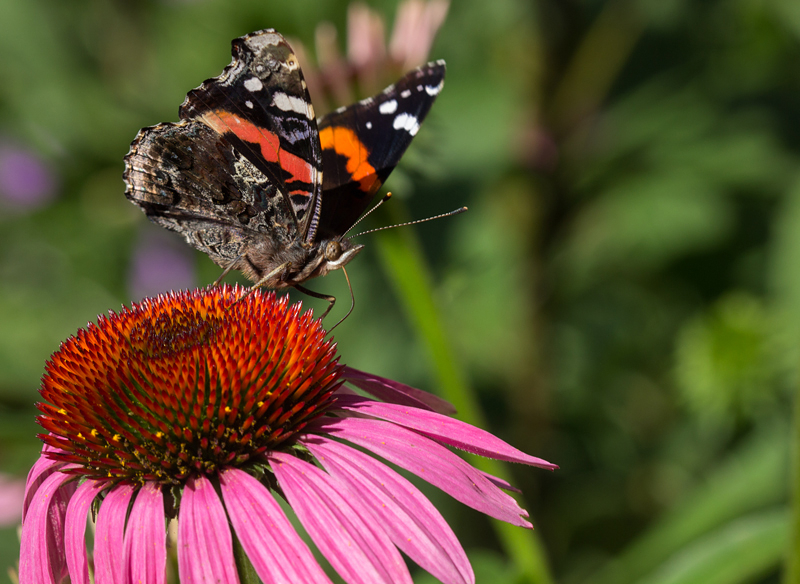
[1,0,799,582]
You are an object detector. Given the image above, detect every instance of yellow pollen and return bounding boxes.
[58,409,67,415]
[113,434,121,442]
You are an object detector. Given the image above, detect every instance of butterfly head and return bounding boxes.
[306,238,364,280]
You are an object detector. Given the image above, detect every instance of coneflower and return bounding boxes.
[21,285,556,584]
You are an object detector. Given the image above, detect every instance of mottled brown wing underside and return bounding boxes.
[123,120,298,280]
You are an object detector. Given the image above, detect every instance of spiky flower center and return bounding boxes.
[130,307,220,358]
[38,287,341,485]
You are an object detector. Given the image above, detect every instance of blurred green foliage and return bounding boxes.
[1,0,799,582]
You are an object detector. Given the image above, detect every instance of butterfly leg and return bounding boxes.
[294,285,336,320]
[211,254,245,287]
[230,262,292,307]
[251,261,291,290]
[294,267,356,330]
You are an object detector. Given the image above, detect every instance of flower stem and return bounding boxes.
[374,213,554,584]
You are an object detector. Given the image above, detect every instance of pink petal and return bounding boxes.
[19,470,72,584]
[303,436,474,584]
[270,451,412,584]
[342,367,456,414]
[335,395,557,470]
[64,480,104,584]
[23,444,66,521]
[125,482,167,584]
[53,480,78,582]
[95,483,134,584]
[220,468,332,584]
[178,475,239,584]
[311,416,532,527]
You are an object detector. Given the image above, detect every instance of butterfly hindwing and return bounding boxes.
[179,29,324,242]
[316,61,446,238]
[123,119,300,281]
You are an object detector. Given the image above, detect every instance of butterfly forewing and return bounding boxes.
[178,30,323,242]
[315,61,446,239]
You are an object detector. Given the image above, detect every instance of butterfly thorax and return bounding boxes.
[237,237,363,288]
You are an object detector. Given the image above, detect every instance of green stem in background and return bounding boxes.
[787,382,800,584]
[374,206,553,584]
[548,0,644,134]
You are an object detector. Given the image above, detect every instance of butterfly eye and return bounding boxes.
[324,241,342,261]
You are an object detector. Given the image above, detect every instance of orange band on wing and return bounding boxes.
[201,110,314,186]
[319,126,379,193]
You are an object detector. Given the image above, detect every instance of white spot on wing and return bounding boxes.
[393,113,420,136]
[425,79,445,96]
[379,99,398,114]
[245,100,254,109]
[244,77,263,92]
[272,92,313,118]
[365,121,373,129]
[401,89,412,98]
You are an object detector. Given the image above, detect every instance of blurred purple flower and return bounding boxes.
[0,141,58,210]
[294,0,450,112]
[128,230,196,300]
[0,473,25,526]
[387,0,449,72]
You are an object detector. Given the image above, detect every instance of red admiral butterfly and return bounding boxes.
[123,29,445,315]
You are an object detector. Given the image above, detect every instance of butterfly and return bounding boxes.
[123,29,445,316]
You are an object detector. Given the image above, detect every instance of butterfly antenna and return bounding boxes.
[327,267,355,333]
[342,192,394,238]
[351,206,468,238]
